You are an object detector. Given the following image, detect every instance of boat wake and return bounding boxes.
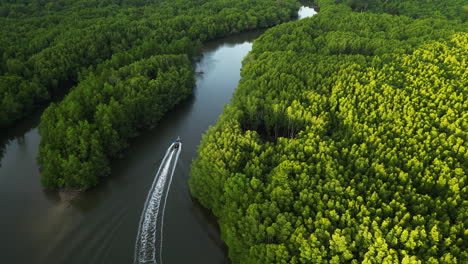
[134,141,182,264]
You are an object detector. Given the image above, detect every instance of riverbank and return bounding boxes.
[0,5,318,263]
[189,0,467,262]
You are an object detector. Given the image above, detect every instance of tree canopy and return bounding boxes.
[0,0,300,128]
[190,0,467,263]
[340,0,467,21]
[0,0,301,189]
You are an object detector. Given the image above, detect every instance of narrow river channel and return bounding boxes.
[0,6,316,264]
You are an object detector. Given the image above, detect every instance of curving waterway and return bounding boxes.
[0,7,316,264]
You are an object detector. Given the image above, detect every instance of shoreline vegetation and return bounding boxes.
[1,0,301,190]
[0,0,301,129]
[190,0,467,263]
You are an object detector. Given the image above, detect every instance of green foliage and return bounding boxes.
[14,0,300,189]
[0,75,48,126]
[0,0,300,128]
[338,0,468,21]
[38,55,193,189]
[190,2,467,263]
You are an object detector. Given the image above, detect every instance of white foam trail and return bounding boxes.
[134,143,181,264]
[158,144,181,264]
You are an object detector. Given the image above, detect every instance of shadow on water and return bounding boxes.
[0,110,41,167]
[42,189,61,203]
[205,30,266,48]
[193,29,265,61]
[190,197,230,263]
[0,79,75,168]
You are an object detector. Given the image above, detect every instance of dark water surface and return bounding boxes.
[0,7,316,264]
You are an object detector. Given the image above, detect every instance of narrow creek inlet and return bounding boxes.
[0,7,316,264]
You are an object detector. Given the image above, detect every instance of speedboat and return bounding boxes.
[173,136,181,149]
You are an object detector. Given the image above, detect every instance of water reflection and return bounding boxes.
[190,197,229,260]
[0,111,41,168]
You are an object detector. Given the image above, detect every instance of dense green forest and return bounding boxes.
[38,55,193,188]
[342,0,467,21]
[190,0,467,263]
[0,0,300,189]
[0,0,299,128]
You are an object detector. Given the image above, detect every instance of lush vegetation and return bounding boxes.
[0,0,300,128]
[0,0,300,189]
[38,55,193,188]
[190,0,467,263]
[342,0,467,21]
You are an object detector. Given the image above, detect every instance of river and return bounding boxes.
[0,6,316,264]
